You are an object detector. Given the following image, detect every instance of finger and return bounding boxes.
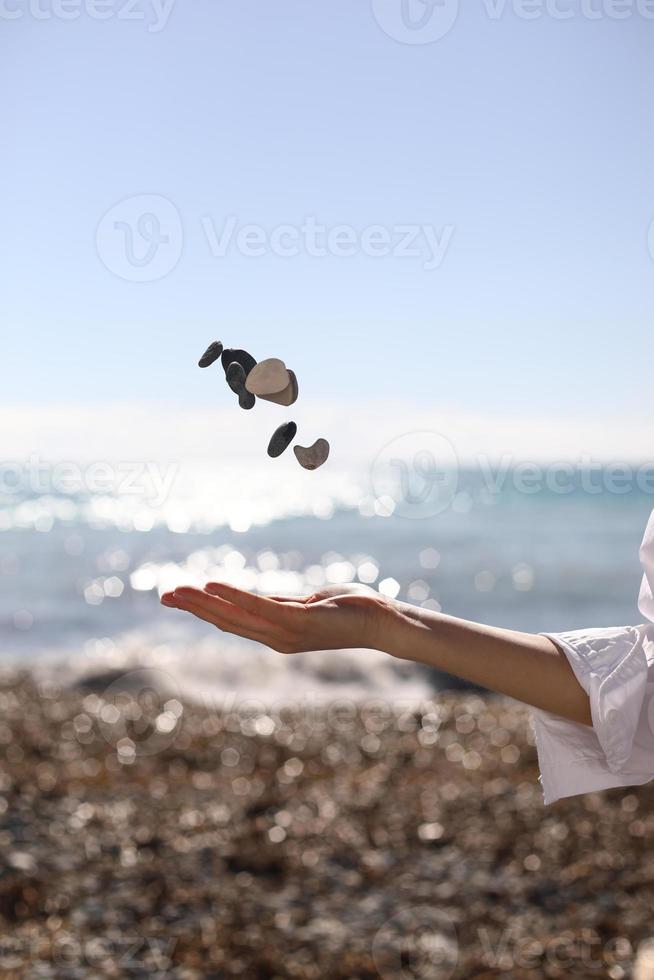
[204,582,302,622]
[171,597,279,646]
[266,594,309,603]
[173,586,270,632]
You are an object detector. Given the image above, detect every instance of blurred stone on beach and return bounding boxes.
[635,941,654,980]
[0,668,652,978]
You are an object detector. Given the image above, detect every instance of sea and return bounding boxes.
[1,450,652,710]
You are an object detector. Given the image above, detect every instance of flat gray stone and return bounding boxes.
[245,358,290,396]
[259,369,298,407]
[198,341,223,368]
[267,422,297,458]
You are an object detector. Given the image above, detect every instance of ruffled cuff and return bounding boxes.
[532,626,653,804]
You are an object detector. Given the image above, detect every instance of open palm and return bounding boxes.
[161,582,387,654]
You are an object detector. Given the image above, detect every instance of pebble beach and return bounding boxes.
[1,669,654,979]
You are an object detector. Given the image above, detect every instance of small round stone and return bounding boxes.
[198,341,223,368]
[245,358,290,396]
[293,438,330,470]
[267,422,297,458]
[239,390,255,410]
[221,348,257,379]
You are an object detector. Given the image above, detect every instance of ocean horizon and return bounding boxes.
[2,448,651,706]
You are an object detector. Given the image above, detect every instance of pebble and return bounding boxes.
[267,422,297,458]
[221,348,257,379]
[6,670,654,978]
[259,369,299,407]
[198,341,223,368]
[226,362,255,410]
[245,358,290,396]
[294,438,330,470]
[635,942,654,980]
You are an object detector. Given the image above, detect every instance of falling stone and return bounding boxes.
[259,369,299,407]
[226,361,256,410]
[198,341,223,368]
[294,438,330,470]
[267,422,297,458]
[245,358,290,397]
[221,348,257,379]
[226,361,246,393]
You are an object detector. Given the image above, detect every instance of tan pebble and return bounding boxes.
[259,369,299,407]
[245,358,290,396]
[293,438,330,470]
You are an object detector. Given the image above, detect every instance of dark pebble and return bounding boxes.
[267,422,297,458]
[198,341,223,368]
[221,348,257,379]
[226,362,256,410]
[226,361,246,394]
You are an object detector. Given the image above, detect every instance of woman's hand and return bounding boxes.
[161,580,592,724]
[160,582,390,654]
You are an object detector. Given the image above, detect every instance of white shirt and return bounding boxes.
[533,508,654,804]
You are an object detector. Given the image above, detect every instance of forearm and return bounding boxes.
[377,601,592,726]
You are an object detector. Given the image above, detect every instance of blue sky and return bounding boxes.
[3,0,654,424]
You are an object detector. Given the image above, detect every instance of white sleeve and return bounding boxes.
[532,625,654,805]
[639,508,654,622]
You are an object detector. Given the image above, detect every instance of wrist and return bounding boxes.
[368,596,414,656]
